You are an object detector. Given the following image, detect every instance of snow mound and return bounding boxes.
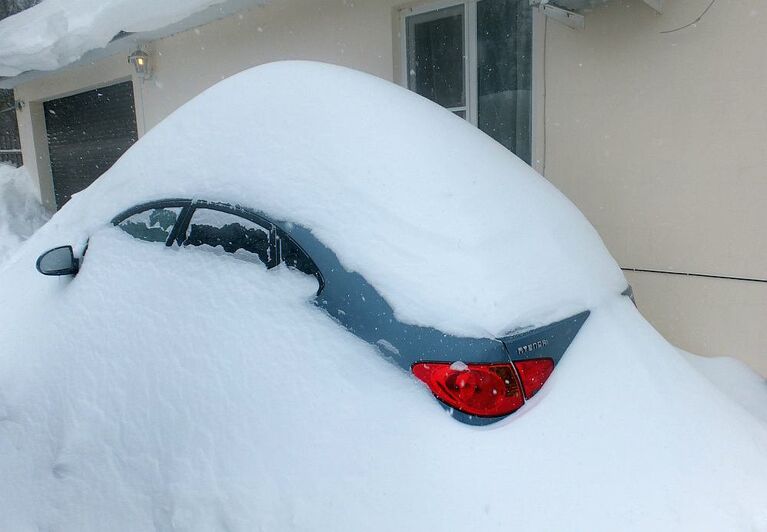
[682,350,767,424]
[0,164,49,265]
[0,62,764,530]
[0,0,243,76]
[0,229,765,531]
[37,61,627,338]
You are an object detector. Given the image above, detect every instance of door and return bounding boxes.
[44,81,138,208]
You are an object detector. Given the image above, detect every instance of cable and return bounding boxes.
[660,0,716,34]
[621,267,767,284]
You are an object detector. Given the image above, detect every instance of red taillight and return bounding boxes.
[513,358,555,399]
[411,362,525,417]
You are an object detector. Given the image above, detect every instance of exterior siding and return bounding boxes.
[541,0,767,375]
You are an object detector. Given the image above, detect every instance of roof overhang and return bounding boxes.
[0,0,265,90]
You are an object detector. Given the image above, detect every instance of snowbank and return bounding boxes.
[0,0,245,76]
[0,163,49,265]
[682,349,767,424]
[0,230,765,530]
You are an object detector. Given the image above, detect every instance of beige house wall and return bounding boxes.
[541,0,767,375]
[11,0,766,375]
[138,0,403,132]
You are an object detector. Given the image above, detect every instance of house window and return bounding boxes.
[404,0,533,164]
[0,90,22,167]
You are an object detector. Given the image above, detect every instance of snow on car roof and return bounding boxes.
[48,60,627,338]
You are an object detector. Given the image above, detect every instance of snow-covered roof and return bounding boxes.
[0,0,265,85]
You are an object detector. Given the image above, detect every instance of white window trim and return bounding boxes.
[400,0,477,125]
[398,0,544,172]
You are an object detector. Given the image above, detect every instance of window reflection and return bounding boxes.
[182,208,271,266]
[118,207,182,243]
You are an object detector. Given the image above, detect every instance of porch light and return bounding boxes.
[128,49,151,78]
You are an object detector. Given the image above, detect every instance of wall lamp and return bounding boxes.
[128,49,152,79]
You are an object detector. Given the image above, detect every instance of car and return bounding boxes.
[36,196,598,425]
[2,61,766,530]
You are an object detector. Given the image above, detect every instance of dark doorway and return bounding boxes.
[44,81,138,208]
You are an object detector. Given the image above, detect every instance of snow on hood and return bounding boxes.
[33,61,627,338]
[0,0,246,77]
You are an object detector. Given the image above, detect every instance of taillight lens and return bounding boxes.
[513,358,554,399]
[411,362,525,417]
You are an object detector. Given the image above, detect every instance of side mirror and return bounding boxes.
[36,245,80,276]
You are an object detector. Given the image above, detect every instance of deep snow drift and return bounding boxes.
[683,349,767,425]
[0,164,49,265]
[0,230,765,531]
[0,62,765,530]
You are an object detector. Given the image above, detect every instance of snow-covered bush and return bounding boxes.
[0,163,50,265]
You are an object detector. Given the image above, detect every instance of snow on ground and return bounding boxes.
[682,349,767,424]
[0,62,765,530]
[0,163,49,265]
[0,0,256,76]
[0,229,766,531]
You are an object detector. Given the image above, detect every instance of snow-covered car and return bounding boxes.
[36,195,597,425]
[1,62,766,531]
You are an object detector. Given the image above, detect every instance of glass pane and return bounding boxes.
[477,0,533,164]
[1,92,25,165]
[118,207,182,243]
[280,235,320,278]
[406,5,465,109]
[183,208,271,266]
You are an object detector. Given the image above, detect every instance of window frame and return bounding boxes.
[111,199,192,246]
[112,198,326,293]
[275,228,326,293]
[402,0,477,125]
[175,200,279,269]
[399,0,537,163]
